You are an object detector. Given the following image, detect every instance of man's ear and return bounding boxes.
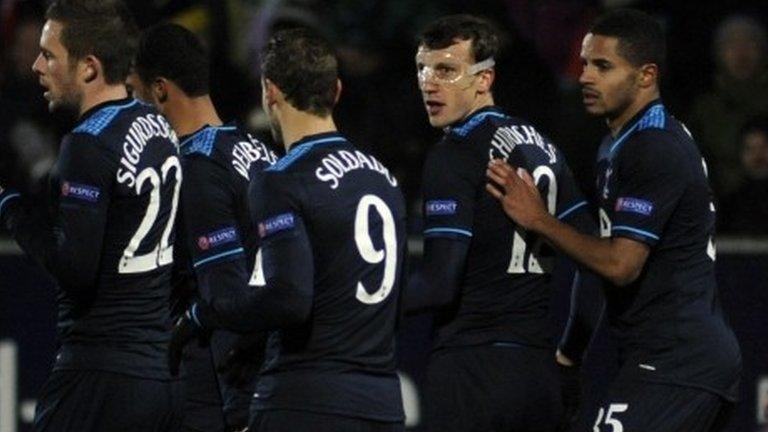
[477,68,495,93]
[263,78,282,107]
[638,63,659,89]
[81,55,100,83]
[334,78,342,105]
[153,78,169,104]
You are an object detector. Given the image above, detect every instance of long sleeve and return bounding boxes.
[0,133,114,300]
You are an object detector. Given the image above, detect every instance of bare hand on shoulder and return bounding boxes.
[485,159,550,231]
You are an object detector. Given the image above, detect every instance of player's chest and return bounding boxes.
[595,157,620,238]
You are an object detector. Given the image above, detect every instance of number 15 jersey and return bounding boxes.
[595,100,740,401]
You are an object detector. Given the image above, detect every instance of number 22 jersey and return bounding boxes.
[0,98,181,379]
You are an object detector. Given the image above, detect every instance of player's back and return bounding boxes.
[176,124,276,282]
[423,107,589,351]
[253,132,406,422]
[595,101,741,400]
[174,124,277,429]
[55,98,180,379]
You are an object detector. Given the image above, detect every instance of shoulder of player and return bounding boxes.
[72,99,166,136]
[250,168,302,204]
[63,129,108,154]
[70,99,176,152]
[621,127,686,158]
[178,125,236,159]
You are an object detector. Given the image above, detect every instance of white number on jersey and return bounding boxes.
[599,208,612,238]
[507,165,557,274]
[119,156,182,273]
[593,403,628,432]
[355,195,398,304]
[249,248,266,287]
[702,158,716,261]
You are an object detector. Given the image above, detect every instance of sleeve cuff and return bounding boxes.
[423,227,473,238]
[0,190,21,221]
[193,247,245,268]
[557,200,588,220]
[611,225,659,246]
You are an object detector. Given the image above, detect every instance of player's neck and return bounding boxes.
[607,89,660,136]
[462,93,495,122]
[165,95,223,137]
[78,84,128,117]
[280,109,337,153]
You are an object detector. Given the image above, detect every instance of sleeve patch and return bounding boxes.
[258,213,295,238]
[61,181,101,203]
[615,197,653,216]
[425,199,458,216]
[197,226,239,250]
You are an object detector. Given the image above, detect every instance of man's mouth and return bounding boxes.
[425,100,445,116]
[581,89,599,104]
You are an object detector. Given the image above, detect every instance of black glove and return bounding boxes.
[557,362,582,432]
[168,303,210,376]
[217,332,267,387]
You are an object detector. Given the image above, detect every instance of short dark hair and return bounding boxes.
[46,0,138,85]
[261,28,338,117]
[134,24,210,97]
[418,14,500,63]
[590,9,667,75]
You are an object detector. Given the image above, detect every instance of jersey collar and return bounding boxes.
[448,105,508,138]
[178,123,237,148]
[74,97,136,129]
[608,98,664,156]
[287,131,347,153]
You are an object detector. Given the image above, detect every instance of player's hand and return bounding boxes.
[218,333,266,387]
[485,160,550,232]
[168,303,209,376]
[556,351,582,432]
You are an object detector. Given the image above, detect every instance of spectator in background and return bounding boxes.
[689,15,768,200]
[0,4,60,196]
[719,117,768,235]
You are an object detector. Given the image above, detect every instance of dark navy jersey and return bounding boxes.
[177,124,277,291]
[176,123,276,424]
[595,100,741,400]
[422,106,591,350]
[0,98,180,379]
[249,132,406,421]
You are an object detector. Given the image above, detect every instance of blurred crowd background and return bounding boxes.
[1,0,768,235]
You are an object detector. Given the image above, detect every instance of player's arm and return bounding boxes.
[169,171,312,375]
[182,171,312,332]
[487,161,648,286]
[552,164,605,363]
[404,145,475,313]
[179,156,263,427]
[181,156,252,307]
[0,133,113,299]
[487,133,684,287]
[405,238,469,313]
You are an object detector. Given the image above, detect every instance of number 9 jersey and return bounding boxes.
[248,132,406,422]
[0,98,181,379]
